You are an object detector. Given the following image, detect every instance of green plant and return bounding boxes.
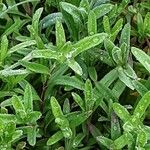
[0,0,150,149]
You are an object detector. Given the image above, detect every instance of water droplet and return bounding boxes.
[93,38,99,43]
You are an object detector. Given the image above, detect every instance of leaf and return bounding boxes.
[88,10,97,35]
[124,64,137,79]
[24,84,33,112]
[27,126,37,146]
[95,82,117,102]
[88,67,97,81]
[40,12,63,29]
[84,79,93,111]
[0,114,16,122]
[113,133,129,149]
[79,0,90,12]
[0,35,8,63]
[31,50,60,60]
[117,66,134,90]
[104,38,115,59]
[60,2,81,41]
[93,4,114,19]
[54,76,84,90]
[12,95,25,112]
[137,130,147,147]
[32,7,43,34]
[111,18,123,41]
[0,69,29,77]
[132,80,149,96]
[19,60,50,74]
[66,111,92,127]
[103,15,110,34]
[47,131,63,145]
[73,133,85,148]
[63,99,70,114]
[96,136,113,149]
[50,97,63,118]
[68,60,83,75]
[112,46,123,65]
[144,12,150,34]
[27,111,42,123]
[55,117,72,138]
[120,23,130,62]
[113,103,130,122]
[56,21,66,48]
[73,33,108,57]
[2,19,22,36]
[111,111,121,140]
[9,40,36,54]
[131,47,150,73]
[72,92,85,110]
[133,91,150,119]
[137,13,144,36]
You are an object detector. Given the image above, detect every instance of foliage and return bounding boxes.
[0,0,150,149]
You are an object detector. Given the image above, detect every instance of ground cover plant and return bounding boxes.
[0,0,150,149]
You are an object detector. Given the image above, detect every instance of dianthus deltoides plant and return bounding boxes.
[0,0,150,149]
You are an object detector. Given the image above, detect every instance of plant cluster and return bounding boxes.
[0,0,150,149]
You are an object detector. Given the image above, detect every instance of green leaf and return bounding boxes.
[0,114,16,122]
[137,13,144,36]
[137,130,147,147]
[24,84,33,112]
[27,111,41,123]
[73,33,108,57]
[133,91,150,119]
[55,76,84,90]
[72,92,85,110]
[66,111,92,127]
[68,60,83,75]
[112,46,123,65]
[50,97,63,118]
[27,126,37,146]
[0,35,8,63]
[0,69,29,77]
[103,15,110,34]
[111,112,121,140]
[79,0,90,12]
[47,131,63,145]
[88,10,97,35]
[120,23,130,62]
[32,7,43,34]
[131,47,150,73]
[31,50,59,60]
[144,12,150,34]
[9,40,36,54]
[96,136,113,149]
[93,4,114,19]
[40,12,63,29]
[95,82,117,102]
[56,21,66,48]
[84,79,93,111]
[117,66,134,90]
[60,2,81,41]
[19,60,50,74]
[113,103,130,122]
[63,99,70,114]
[111,18,123,41]
[73,133,85,148]
[55,117,72,138]
[88,67,97,81]
[132,80,149,96]
[113,133,129,149]
[12,95,25,112]
[124,64,137,79]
